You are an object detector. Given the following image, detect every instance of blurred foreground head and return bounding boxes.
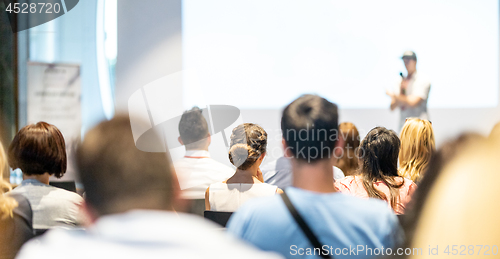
[76,115,176,217]
[410,136,500,256]
[489,121,500,140]
[401,133,483,249]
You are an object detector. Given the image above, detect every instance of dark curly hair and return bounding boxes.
[228,123,267,170]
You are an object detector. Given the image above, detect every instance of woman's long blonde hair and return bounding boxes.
[0,142,17,220]
[399,118,435,182]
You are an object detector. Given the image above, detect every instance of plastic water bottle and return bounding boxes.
[16,169,23,184]
[10,168,23,185]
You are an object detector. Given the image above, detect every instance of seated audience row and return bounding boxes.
[2,93,462,259]
[176,111,434,217]
[15,116,283,259]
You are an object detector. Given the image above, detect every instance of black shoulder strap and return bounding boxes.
[281,192,333,259]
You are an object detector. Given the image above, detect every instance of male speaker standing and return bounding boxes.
[386,51,431,130]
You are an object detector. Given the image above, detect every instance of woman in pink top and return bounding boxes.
[334,127,417,214]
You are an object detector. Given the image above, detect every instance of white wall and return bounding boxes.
[115,0,182,112]
[116,0,500,167]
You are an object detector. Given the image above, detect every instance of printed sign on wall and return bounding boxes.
[27,62,81,181]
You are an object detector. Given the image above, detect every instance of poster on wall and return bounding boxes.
[27,62,81,182]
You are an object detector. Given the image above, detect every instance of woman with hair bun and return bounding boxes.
[205,123,282,212]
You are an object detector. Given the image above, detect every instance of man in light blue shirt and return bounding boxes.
[227,95,401,258]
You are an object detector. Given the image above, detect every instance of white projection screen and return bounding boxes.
[182,0,499,110]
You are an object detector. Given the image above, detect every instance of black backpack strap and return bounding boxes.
[281,191,333,259]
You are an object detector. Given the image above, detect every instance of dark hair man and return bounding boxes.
[227,95,401,259]
[174,107,234,215]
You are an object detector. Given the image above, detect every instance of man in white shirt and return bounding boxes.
[386,51,431,130]
[174,107,234,214]
[16,116,283,259]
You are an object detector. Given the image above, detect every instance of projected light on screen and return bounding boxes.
[182,0,499,109]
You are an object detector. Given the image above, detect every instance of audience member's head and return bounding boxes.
[0,142,17,220]
[401,133,485,250]
[337,122,360,176]
[409,136,498,256]
[228,123,267,170]
[178,107,210,150]
[281,94,339,163]
[359,127,403,210]
[8,122,67,179]
[76,115,176,218]
[399,118,435,182]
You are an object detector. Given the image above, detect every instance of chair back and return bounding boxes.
[49,181,77,192]
[204,211,233,227]
[34,228,48,237]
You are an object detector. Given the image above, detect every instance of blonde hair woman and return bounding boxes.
[1,142,34,259]
[0,143,16,220]
[399,118,435,183]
